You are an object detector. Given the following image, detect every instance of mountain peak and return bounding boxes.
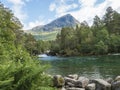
[63,14,73,17]
[63,14,77,19]
[31,14,80,31]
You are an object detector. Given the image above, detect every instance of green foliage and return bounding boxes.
[103,6,120,34]
[50,7,120,56]
[0,2,55,90]
[94,41,108,54]
[36,40,50,54]
[23,33,51,55]
[95,28,109,44]
[0,58,54,90]
[109,34,120,52]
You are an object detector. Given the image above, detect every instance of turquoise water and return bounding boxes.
[40,55,120,79]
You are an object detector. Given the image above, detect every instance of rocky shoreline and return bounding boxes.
[52,74,120,90]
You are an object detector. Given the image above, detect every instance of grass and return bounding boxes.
[33,30,60,41]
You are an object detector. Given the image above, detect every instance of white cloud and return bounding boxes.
[12,5,27,22]
[7,0,120,30]
[49,0,120,26]
[25,20,45,30]
[7,0,50,30]
[7,0,31,28]
[24,16,48,30]
[49,0,78,16]
[8,0,31,5]
[106,0,120,12]
[8,0,24,5]
[49,3,56,11]
[70,0,106,25]
[56,3,78,15]
[78,0,96,7]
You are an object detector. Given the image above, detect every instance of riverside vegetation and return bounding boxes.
[50,7,120,56]
[0,2,56,90]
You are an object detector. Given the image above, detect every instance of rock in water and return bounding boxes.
[112,81,120,90]
[67,74,78,80]
[106,78,113,84]
[92,79,111,90]
[77,77,89,88]
[64,77,76,87]
[86,83,96,90]
[67,87,85,90]
[60,87,66,90]
[53,75,65,87]
[115,76,120,81]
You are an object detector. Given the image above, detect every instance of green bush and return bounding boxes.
[0,49,56,90]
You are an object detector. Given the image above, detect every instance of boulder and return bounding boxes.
[86,83,96,90]
[64,77,77,87]
[60,87,66,90]
[64,76,89,88]
[67,74,78,80]
[92,79,111,90]
[106,77,113,84]
[64,77,77,84]
[66,87,85,90]
[112,81,120,90]
[53,75,65,87]
[66,82,75,87]
[115,76,120,81]
[77,77,89,88]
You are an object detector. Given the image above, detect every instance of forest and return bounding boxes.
[50,7,120,56]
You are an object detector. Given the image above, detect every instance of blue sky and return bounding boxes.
[1,0,120,30]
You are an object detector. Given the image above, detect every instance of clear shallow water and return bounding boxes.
[40,55,120,79]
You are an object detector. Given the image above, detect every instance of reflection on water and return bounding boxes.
[40,55,120,79]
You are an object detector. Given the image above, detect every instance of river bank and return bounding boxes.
[48,51,120,57]
[52,74,120,90]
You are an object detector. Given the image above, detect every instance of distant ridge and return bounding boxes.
[30,14,80,32]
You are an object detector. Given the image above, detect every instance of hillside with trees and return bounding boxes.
[50,7,120,56]
[26,14,80,40]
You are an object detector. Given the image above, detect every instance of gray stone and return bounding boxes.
[115,76,120,81]
[74,80,82,87]
[86,83,96,90]
[60,87,66,90]
[53,75,65,87]
[67,82,75,87]
[92,79,111,90]
[67,74,78,80]
[64,77,77,84]
[64,76,89,88]
[67,87,85,90]
[64,77,77,87]
[112,81,120,90]
[106,77,113,84]
[77,77,89,88]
